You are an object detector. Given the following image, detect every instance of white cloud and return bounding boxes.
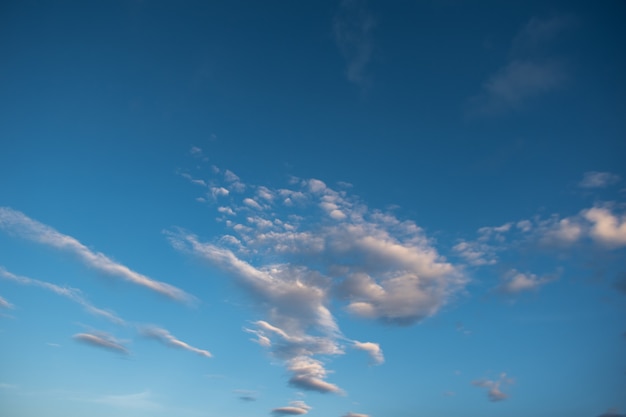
[243,198,263,210]
[0,207,194,304]
[472,373,514,402]
[579,171,621,189]
[139,325,212,358]
[73,331,129,355]
[453,240,497,266]
[0,266,125,325]
[353,341,384,365]
[342,413,370,417]
[333,0,376,88]
[272,400,312,415]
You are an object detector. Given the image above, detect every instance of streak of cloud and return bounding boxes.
[73,331,129,355]
[272,401,311,415]
[0,266,125,325]
[139,325,212,358]
[0,207,194,304]
[0,295,13,309]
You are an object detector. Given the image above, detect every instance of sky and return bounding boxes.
[0,1,625,416]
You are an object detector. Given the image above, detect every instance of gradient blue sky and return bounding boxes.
[1,1,625,416]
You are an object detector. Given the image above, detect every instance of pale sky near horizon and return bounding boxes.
[1,1,625,417]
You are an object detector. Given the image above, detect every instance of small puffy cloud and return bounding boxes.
[497,269,558,295]
[73,332,129,355]
[272,401,311,415]
[243,198,263,210]
[583,207,626,248]
[353,341,384,365]
[0,207,194,304]
[211,187,230,198]
[579,171,621,189]
[472,373,514,402]
[453,240,497,266]
[140,326,212,358]
[189,146,203,156]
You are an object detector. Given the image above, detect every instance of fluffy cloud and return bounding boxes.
[139,326,212,358]
[0,266,125,325]
[73,332,129,355]
[583,207,626,248]
[169,169,464,393]
[579,171,621,189]
[0,207,194,304]
[472,373,514,402]
[272,401,311,415]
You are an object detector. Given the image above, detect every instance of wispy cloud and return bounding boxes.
[0,207,194,304]
[272,400,312,415]
[0,295,13,310]
[333,0,376,88]
[73,331,129,355]
[342,413,370,417]
[92,390,161,410]
[0,266,125,325]
[470,15,574,115]
[139,325,212,358]
[234,389,257,402]
[579,171,621,189]
[472,373,514,402]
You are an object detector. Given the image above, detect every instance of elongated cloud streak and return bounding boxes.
[0,295,13,309]
[73,332,129,355]
[0,266,124,325]
[140,326,212,358]
[0,207,194,304]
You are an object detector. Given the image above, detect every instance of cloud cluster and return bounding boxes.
[170,168,463,394]
[73,332,129,355]
[472,373,514,402]
[140,326,212,358]
[0,207,194,304]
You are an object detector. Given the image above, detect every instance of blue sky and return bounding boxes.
[1,1,625,416]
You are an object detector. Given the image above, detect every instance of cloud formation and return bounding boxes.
[0,207,194,304]
[342,413,370,417]
[272,401,312,415]
[497,269,558,295]
[169,169,464,393]
[73,331,129,355]
[472,373,514,402]
[139,325,212,358]
[0,266,125,325]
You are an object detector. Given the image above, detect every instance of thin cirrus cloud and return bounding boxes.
[139,325,212,358]
[579,171,621,189]
[0,207,194,304]
[0,266,125,325]
[170,166,463,394]
[469,15,574,115]
[272,401,312,415]
[0,294,13,310]
[342,413,370,417]
[73,331,129,355]
[333,0,376,88]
